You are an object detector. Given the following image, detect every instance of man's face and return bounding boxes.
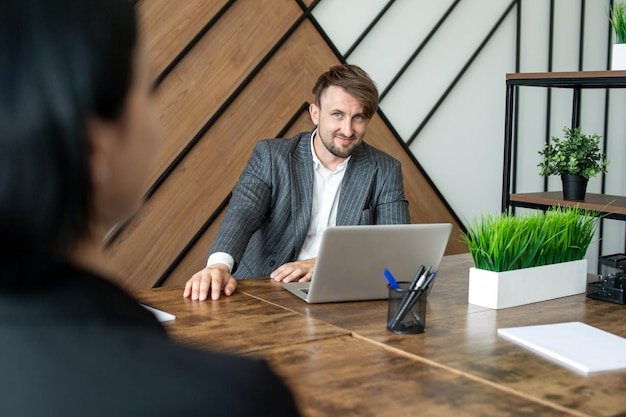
[309,85,370,160]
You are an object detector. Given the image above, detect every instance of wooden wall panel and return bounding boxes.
[148,0,302,187]
[108,1,467,290]
[138,0,229,76]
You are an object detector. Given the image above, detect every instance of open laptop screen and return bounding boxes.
[282,223,452,303]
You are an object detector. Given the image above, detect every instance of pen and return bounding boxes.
[422,271,437,290]
[409,265,426,289]
[412,265,431,290]
[383,269,400,290]
[414,266,431,290]
[422,270,438,295]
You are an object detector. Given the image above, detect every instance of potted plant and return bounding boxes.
[537,126,609,201]
[461,206,599,309]
[609,2,626,69]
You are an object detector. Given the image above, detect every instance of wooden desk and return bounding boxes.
[137,288,347,354]
[136,254,626,417]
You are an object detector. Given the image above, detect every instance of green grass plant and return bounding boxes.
[461,207,599,272]
[610,2,626,44]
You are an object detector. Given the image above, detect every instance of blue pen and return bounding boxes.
[383,268,400,289]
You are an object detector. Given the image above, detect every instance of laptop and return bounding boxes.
[281,223,452,303]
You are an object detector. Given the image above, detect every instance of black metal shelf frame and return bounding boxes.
[502,73,626,213]
[501,72,626,253]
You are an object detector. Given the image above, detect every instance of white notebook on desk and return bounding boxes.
[497,322,626,375]
[141,304,176,323]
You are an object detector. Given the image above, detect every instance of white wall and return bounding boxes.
[313,0,626,272]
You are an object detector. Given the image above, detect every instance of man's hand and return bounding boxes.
[270,258,316,283]
[183,263,237,301]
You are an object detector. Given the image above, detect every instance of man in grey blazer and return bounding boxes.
[184,64,410,301]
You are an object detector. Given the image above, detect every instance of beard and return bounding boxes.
[319,131,360,158]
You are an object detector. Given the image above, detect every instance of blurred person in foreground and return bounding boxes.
[0,1,300,415]
[184,64,410,301]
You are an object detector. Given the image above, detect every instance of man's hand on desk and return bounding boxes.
[270,258,316,283]
[183,264,237,301]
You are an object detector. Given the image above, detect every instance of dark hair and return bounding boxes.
[0,0,137,286]
[312,64,379,119]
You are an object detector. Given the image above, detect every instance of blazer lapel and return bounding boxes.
[337,143,374,226]
[290,133,314,253]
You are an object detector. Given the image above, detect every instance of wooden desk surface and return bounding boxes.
[137,287,348,354]
[136,254,626,417]
[261,336,570,417]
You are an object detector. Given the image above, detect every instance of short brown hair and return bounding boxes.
[312,64,379,119]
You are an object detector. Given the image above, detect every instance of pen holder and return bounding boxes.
[387,282,427,334]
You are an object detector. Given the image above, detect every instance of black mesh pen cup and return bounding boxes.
[387,282,427,334]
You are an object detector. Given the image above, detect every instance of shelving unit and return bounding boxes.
[502,70,626,224]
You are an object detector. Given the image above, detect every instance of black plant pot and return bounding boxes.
[561,174,588,201]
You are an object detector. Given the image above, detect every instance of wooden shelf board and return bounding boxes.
[507,70,626,80]
[509,192,626,217]
[506,71,626,88]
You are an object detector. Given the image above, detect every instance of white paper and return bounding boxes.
[141,304,176,323]
[498,321,626,374]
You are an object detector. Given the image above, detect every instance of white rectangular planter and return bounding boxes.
[468,259,587,310]
[612,44,626,70]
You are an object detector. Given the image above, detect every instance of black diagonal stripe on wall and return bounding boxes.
[376,107,466,234]
[152,0,237,90]
[277,102,311,138]
[343,0,396,59]
[406,0,518,147]
[379,0,461,101]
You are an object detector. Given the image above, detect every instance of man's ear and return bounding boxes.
[86,116,118,185]
[309,102,320,126]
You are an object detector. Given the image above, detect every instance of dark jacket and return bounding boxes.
[0,263,300,416]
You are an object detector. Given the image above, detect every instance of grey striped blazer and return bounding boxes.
[209,130,410,278]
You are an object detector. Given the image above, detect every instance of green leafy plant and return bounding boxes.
[538,126,609,179]
[461,207,599,272]
[610,2,626,44]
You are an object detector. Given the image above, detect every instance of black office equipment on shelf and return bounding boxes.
[587,253,626,304]
[587,273,626,305]
[598,253,626,277]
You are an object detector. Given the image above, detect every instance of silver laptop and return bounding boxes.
[282,223,452,303]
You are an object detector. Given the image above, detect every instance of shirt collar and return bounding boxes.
[310,129,351,172]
